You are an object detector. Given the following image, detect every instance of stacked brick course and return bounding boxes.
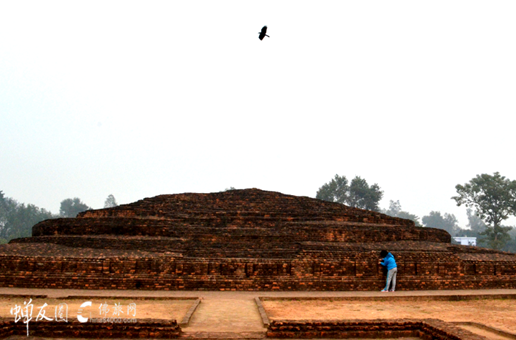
[0,188,515,290]
[266,319,485,340]
[0,318,180,338]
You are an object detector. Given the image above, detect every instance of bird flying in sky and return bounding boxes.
[258,26,269,40]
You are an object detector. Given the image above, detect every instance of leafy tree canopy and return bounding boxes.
[479,224,512,250]
[466,208,487,234]
[316,175,383,212]
[0,191,56,242]
[60,198,91,218]
[0,190,6,208]
[348,177,383,212]
[422,211,460,236]
[452,172,516,227]
[382,200,421,226]
[452,172,516,250]
[316,175,349,204]
[502,227,516,253]
[104,194,118,208]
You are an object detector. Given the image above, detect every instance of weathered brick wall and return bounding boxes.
[0,318,181,338]
[1,254,516,290]
[1,189,515,291]
[77,189,416,227]
[266,319,485,340]
[30,220,449,244]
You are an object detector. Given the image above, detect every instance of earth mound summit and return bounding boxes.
[2,188,516,290]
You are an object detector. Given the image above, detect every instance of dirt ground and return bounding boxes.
[457,324,513,340]
[0,297,194,321]
[263,299,516,334]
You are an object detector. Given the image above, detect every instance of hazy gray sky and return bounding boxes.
[1,1,515,228]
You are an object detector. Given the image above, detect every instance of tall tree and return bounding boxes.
[4,203,54,240]
[452,172,516,250]
[316,175,383,212]
[0,191,56,242]
[104,194,118,208]
[502,228,516,253]
[348,177,383,211]
[0,191,6,209]
[0,191,8,234]
[479,224,512,250]
[0,195,18,241]
[422,211,460,236]
[316,174,349,204]
[60,198,91,218]
[383,200,421,226]
[466,208,487,234]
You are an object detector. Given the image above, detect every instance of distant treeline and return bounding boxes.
[0,191,117,244]
[316,173,516,253]
[3,177,516,254]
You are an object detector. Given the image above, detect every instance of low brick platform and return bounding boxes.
[266,319,484,340]
[1,318,181,338]
[2,289,516,340]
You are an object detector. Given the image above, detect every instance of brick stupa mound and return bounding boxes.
[1,188,515,290]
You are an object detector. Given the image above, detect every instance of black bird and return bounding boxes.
[258,26,269,40]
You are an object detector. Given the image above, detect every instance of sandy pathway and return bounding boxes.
[184,298,264,333]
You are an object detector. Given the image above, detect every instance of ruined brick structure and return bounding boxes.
[266,319,486,340]
[0,318,180,338]
[1,188,515,290]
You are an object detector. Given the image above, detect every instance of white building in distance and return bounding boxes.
[453,237,477,246]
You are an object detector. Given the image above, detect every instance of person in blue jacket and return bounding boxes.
[380,250,397,292]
